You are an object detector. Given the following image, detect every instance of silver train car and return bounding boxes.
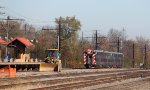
[83,49,123,68]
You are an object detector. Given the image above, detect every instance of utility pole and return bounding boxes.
[117,37,120,52]
[1,16,24,61]
[24,24,27,35]
[95,30,98,50]
[132,43,135,68]
[144,44,147,68]
[58,20,61,52]
[82,32,83,42]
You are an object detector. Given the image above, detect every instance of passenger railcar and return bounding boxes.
[84,49,123,68]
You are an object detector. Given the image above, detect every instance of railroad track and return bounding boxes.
[0,69,149,90]
[0,68,140,86]
[96,77,150,90]
[31,71,150,90]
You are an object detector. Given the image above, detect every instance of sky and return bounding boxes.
[0,0,150,39]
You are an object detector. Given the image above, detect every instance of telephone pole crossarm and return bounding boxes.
[42,20,61,52]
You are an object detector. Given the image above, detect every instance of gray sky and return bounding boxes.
[0,0,150,39]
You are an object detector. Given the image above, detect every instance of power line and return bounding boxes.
[1,16,24,21]
[81,31,122,52]
[42,20,61,52]
[81,31,106,50]
[0,16,25,60]
[3,7,54,25]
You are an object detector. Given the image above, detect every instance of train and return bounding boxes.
[83,49,123,68]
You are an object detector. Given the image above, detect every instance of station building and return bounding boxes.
[7,37,34,62]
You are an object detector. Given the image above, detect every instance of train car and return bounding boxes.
[83,49,123,68]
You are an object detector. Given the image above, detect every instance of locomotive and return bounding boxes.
[83,49,123,68]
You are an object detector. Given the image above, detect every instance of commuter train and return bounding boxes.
[83,49,123,68]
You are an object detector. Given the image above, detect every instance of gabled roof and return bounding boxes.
[8,37,34,47]
[0,38,8,45]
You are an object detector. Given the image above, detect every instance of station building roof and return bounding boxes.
[0,38,8,45]
[8,37,34,48]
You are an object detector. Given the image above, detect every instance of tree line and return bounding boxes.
[0,16,149,68]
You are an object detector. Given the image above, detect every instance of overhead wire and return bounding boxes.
[1,7,104,39]
[2,7,55,26]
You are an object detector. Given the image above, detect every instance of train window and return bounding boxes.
[84,52,87,54]
[118,54,123,60]
[110,53,113,59]
[110,54,113,60]
[97,52,100,58]
[110,53,112,56]
[107,54,111,59]
[89,56,92,58]
[87,54,92,58]
[114,54,117,60]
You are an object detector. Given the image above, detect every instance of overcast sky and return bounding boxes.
[0,0,150,39]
